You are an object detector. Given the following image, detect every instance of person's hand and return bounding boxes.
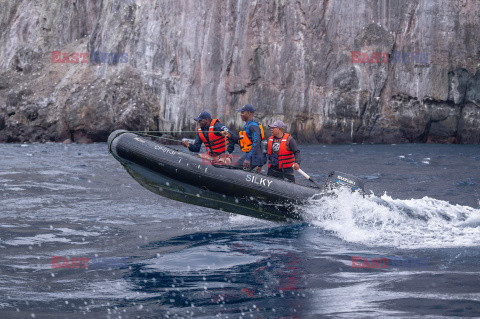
[256,166,262,173]
[293,163,300,170]
[182,140,190,148]
[224,154,232,165]
[221,131,231,138]
[243,160,250,169]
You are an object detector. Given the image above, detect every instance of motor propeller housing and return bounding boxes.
[323,171,365,193]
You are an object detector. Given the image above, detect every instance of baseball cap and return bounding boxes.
[237,104,255,113]
[268,120,286,129]
[194,111,211,121]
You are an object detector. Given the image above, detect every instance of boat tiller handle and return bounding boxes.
[297,168,322,188]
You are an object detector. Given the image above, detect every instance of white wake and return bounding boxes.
[304,189,480,249]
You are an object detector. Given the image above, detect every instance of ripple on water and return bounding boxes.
[2,233,71,246]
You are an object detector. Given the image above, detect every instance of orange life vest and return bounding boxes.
[197,119,227,155]
[239,122,265,152]
[267,133,295,169]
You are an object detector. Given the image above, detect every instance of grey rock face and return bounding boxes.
[0,0,479,143]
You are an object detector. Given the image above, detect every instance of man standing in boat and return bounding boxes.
[182,111,235,165]
[266,120,301,182]
[221,104,266,172]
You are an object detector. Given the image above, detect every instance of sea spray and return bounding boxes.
[303,188,480,249]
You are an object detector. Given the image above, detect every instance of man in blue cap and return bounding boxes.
[182,111,235,164]
[222,104,266,171]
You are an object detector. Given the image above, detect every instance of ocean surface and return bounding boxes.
[1,142,479,318]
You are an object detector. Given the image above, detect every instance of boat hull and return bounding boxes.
[108,130,321,221]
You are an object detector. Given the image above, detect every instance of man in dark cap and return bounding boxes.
[222,104,266,171]
[182,111,235,165]
[266,120,301,182]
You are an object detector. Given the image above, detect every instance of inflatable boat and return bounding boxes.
[108,130,364,221]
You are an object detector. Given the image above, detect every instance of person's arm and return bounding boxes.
[226,136,235,154]
[214,122,235,153]
[247,125,261,160]
[229,131,239,144]
[287,136,301,165]
[188,134,203,153]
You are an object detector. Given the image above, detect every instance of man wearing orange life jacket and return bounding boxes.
[266,120,301,182]
[182,111,235,164]
[221,104,266,172]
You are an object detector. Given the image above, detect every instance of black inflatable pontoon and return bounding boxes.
[108,130,364,221]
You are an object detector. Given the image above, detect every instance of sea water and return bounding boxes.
[0,143,479,318]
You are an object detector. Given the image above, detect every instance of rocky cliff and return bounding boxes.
[0,0,479,143]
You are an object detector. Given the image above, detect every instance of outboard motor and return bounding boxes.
[323,171,365,193]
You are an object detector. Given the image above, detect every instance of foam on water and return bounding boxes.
[143,247,263,272]
[2,234,71,246]
[304,189,480,249]
[228,213,273,227]
[55,228,101,237]
[0,171,20,175]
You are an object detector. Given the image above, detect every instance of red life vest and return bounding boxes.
[267,133,295,169]
[197,119,227,155]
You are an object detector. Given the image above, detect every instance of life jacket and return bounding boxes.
[238,121,265,152]
[267,133,295,169]
[197,119,227,156]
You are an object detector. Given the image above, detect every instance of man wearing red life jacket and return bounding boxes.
[266,120,301,182]
[182,111,235,164]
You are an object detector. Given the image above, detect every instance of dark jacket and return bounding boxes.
[231,120,265,166]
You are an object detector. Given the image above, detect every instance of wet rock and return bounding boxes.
[0,0,478,143]
[34,97,54,109]
[9,46,43,74]
[19,104,38,121]
[465,70,480,104]
[6,106,16,117]
[6,91,18,107]
[0,75,7,90]
[457,103,480,144]
[72,130,93,144]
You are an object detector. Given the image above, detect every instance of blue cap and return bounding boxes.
[194,111,211,121]
[237,104,255,113]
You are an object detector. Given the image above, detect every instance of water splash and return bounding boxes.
[304,189,480,249]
